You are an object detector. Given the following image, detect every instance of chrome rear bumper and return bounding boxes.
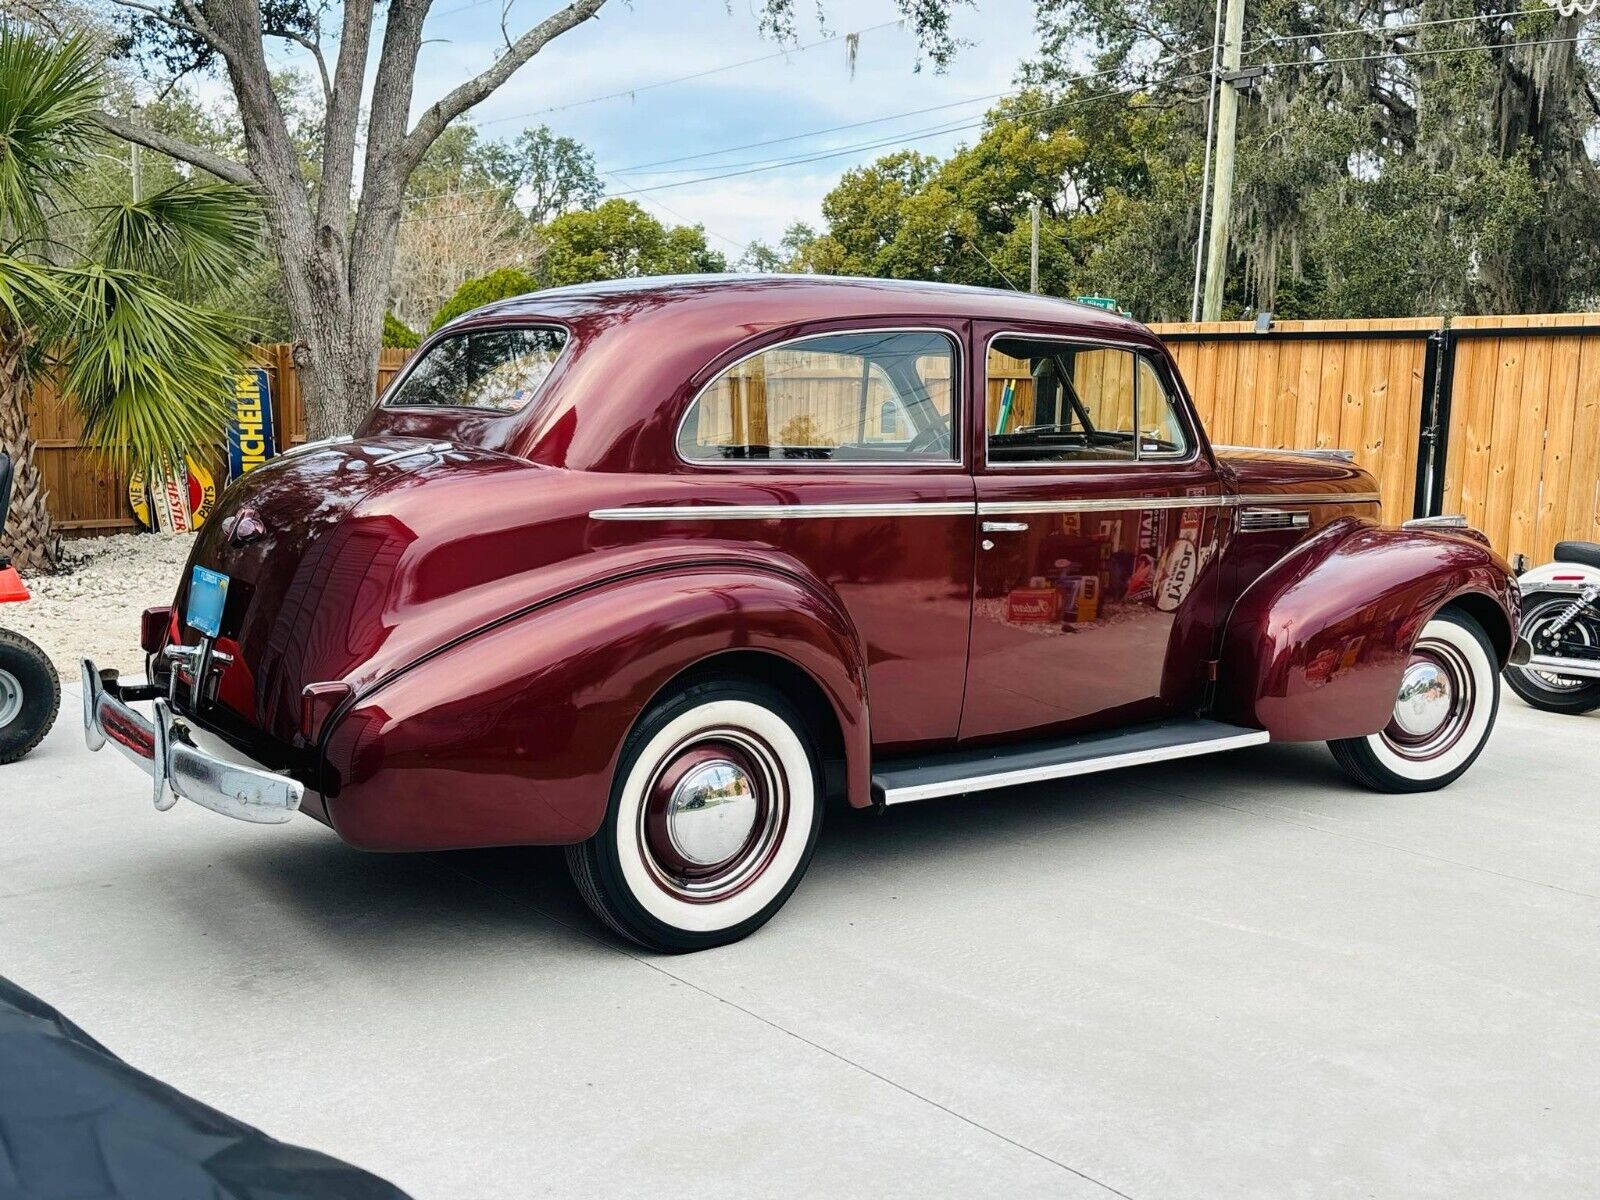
[81,659,303,824]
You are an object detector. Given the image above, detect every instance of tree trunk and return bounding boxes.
[296,329,381,440]
[0,338,57,575]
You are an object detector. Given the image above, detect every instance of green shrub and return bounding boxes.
[429,267,538,331]
[382,310,421,348]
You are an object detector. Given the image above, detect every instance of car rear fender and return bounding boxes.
[318,566,869,851]
[1213,519,1518,742]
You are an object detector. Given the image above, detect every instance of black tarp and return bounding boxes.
[0,975,411,1200]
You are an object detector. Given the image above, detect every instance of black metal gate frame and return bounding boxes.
[1159,321,1600,520]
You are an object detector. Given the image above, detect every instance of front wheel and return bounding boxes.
[566,679,824,952]
[0,628,60,765]
[1504,592,1600,715]
[1328,610,1499,793]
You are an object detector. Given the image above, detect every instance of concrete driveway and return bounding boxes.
[4,687,1596,1199]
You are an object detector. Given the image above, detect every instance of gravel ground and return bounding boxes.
[4,533,195,674]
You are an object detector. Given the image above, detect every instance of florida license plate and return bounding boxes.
[186,566,230,638]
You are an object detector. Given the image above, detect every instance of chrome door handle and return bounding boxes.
[981,521,1030,533]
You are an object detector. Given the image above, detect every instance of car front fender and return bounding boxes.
[1213,519,1518,742]
[318,565,869,851]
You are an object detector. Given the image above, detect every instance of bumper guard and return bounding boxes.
[81,659,303,824]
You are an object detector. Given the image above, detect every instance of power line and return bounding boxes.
[475,18,905,128]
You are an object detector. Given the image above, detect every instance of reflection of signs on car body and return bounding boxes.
[1155,508,1204,612]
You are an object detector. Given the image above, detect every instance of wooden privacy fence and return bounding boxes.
[1150,314,1600,562]
[22,319,1600,561]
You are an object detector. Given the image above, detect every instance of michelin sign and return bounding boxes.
[227,367,277,479]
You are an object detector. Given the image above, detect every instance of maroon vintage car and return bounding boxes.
[84,276,1520,950]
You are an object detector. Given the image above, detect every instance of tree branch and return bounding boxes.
[314,0,375,232]
[93,112,255,186]
[265,28,334,106]
[399,0,608,171]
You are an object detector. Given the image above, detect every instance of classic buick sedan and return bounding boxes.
[84,276,1520,950]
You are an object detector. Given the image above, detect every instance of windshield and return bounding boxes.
[385,326,567,414]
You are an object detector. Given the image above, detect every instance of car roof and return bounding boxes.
[456,273,1145,337]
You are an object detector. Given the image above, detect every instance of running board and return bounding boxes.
[871,720,1269,806]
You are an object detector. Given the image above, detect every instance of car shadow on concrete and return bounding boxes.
[196,740,1342,956]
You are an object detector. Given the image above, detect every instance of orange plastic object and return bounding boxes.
[0,565,30,603]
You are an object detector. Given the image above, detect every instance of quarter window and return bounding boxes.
[986,337,1189,464]
[385,326,567,413]
[679,331,958,463]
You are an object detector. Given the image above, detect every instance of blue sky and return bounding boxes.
[397,0,1046,252]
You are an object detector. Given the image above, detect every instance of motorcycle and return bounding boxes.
[0,452,61,763]
[1505,541,1600,715]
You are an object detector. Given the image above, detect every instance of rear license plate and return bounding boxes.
[186,566,230,638]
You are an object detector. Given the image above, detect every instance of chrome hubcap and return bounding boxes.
[1381,639,1474,762]
[1392,661,1453,737]
[639,729,789,903]
[0,668,21,728]
[666,758,760,866]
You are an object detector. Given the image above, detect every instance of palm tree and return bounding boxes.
[0,23,258,573]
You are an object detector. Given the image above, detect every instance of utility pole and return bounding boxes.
[1029,200,1041,294]
[130,141,141,202]
[1189,0,1226,321]
[1201,0,1247,321]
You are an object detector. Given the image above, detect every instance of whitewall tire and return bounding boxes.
[1329,609,1499,793]
[566,679,823,951]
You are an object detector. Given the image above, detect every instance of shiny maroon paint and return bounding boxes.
[141,275,1517,852]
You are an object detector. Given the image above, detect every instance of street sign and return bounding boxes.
[1076,296,1119,311]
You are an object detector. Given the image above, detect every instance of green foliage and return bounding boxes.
[382,311,420,348]
[430,267,538,330]
[0,23,254,474]
[537,199,726,288]
[409,122,601,225]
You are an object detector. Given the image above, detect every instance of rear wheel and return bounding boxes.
[1504,593,1600,715]
[0,629,60,764]
[566,679,824,952]
[1329,610,1499,792]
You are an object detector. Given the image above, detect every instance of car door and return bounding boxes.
[959,327,1225,743]
[673,321,976,753]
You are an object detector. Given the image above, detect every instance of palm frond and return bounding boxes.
[0,251,63,331]
[51,264,241,472]
[0,24,102,236]
[96,179,263,291]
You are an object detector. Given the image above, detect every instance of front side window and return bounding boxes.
[385,326,567,413]
[679,330,958,463]
[986,337,1190,464]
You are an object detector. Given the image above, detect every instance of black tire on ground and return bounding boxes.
[566,678,825,953]
[1328,609,1500,793]
[0,629,60,765]
[1503,593,1600,715]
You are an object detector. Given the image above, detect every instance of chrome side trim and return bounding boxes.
[1232,491,1380,507]
[372,440,451,466]
[591,491,1382,522]
[880,729,1271,805]
[1403,514,1469,530]
[279,434,353,459]
[590,501,975,521]
[978,495,1228,515]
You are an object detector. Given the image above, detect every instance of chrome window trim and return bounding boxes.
[589,490,1381,521]
[981,330,1202,470]
[674,325,966,471]
[1233,492,1380,507]
[380,321,575,416]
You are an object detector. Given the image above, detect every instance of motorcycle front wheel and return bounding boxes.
[0,627,60,763]
[1505,592,1600,715]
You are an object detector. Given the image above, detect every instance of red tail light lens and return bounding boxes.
[140,606,173,654]
[301,682,354,744]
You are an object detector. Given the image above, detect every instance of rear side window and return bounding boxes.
[386,326,567,413]
[679,330,958,463]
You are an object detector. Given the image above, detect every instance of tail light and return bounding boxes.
[140,606,173,654]
[301,682,354,745]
